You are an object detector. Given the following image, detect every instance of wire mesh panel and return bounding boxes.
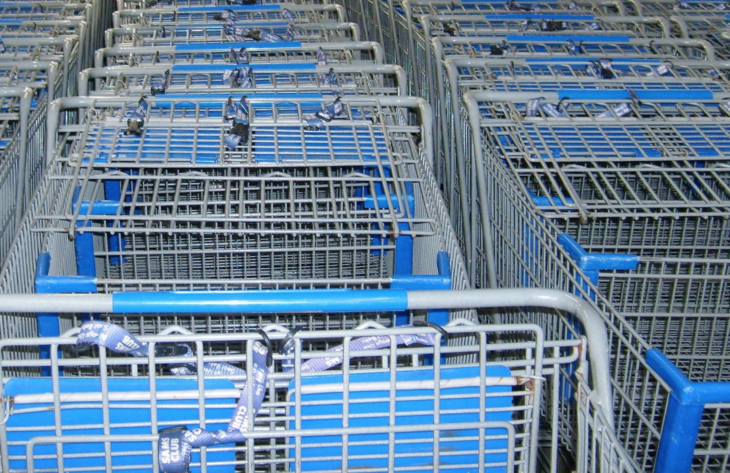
[0,288,622,473]
[79,64,405,97]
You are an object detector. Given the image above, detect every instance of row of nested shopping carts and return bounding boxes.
[0,0,113,274]
[351,0,730,472]
[0,1,633,473]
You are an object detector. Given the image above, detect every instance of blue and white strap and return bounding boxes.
[304,97,345,131]
[151,70,171,95]
[526,97,567,118]
[567,39,583,56]
[587,59,615,79]
[319,67,338,87]
[230,47,250,65]
[76,321,445,473]
[316,47,327,66]
[76,321,268,473]
[281,9,296,24]
[224,67,255,88]
[125,98,149,136]
[214,9,238,22]
[224,96,250,149]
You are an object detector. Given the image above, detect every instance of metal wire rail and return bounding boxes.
[113,4,347,28]
[0,288,624,473]
[669,14,730,60]
[105,22,362,47]
[79,64,406,97]
[95,41,385,68]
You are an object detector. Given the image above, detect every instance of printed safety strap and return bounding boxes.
[76,321,445,473]
[76,321,267,473]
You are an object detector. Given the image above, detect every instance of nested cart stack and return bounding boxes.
[362,0,730,472]
[0,1,637,472]
[0,1,113,268]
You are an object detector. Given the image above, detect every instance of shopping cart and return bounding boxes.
[437,57,730,254]
[105,22,362,47]
[112,4,347,29]
[428,34,716,127]
[0,288,627,473]
[14,93,466,338]
[459,87,730,471]
[78,63,407,97]
[95,41,385,68]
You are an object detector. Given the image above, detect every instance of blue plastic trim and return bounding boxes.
[172,63,317,72]
[35,252,51,281]
[113,289,409,314]
[177,5,281,12]
[557,89,713,101]
[35,251,96,293]
[390,274,452,290]
[558,234,639,272]
[157,92,324,100]
[647,348,708,473]
[75,231,96,278]
[506,34,630,42]
[35,276,98,293]
[151,93,324,109]
[436,251,451,280]
[486,14,594,20]
[175,41,302,51]
[0,19,23,24]
[76,200,121,216]
[646,348,730,405]
[530,195,574,207]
